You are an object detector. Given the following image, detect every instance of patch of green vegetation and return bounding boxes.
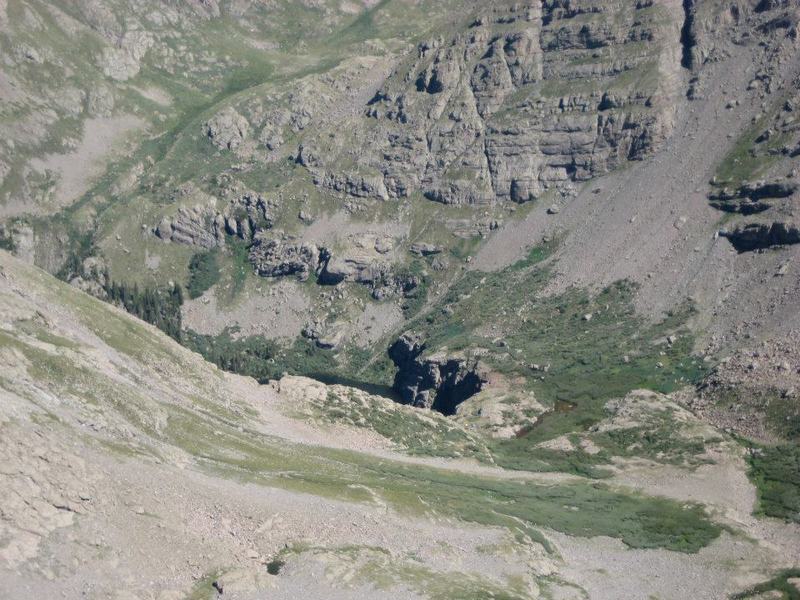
[274,543,533,600]
[184,330,339,383]
[15,318,81,350]
[95,438,156,460]
[746,444,800,524]
[714,93,793,187]
[210,437,721,553]
[594,425,708,464]
[185,569,225,600]
[0,330,99,405]
[588,401,717,467]
[346,346,396,388]
[768,396,800,443]
[187,250,221,299]
[708,385,800,443]
[305,388,492,460]
[225,235,252,299]
[511,242,556,270]
[0,230,14,251]
[732,568,800,600]
[334,0,392,45]
[104,281,184,341]
[265,559,285,575]
[489,444,613,478]
[397,258,430,317]
[51,225,95,283]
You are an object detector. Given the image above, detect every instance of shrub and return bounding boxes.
[187,251,221,299]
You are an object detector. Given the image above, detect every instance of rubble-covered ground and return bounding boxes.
[2,0,800,598]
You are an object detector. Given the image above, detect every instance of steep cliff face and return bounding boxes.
[296,0,683,205]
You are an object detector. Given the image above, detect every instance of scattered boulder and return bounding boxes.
[370,271,420,301]
[317,256,352,285]
[374,236,394,254]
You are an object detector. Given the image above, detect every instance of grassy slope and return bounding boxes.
[220,242,707,475]
[0,250,721,557]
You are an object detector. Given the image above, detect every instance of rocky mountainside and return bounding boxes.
[296,0,683,205]
[1,249,799,599]
[1,0,800,598]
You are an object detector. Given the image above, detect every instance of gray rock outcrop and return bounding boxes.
[155,205,225,249]
[100,29,153,81]
[388,333,487,415]
[410,242,442,256]
[248,234,322,281]
[224,191,275,240]
[709,180,798,214]
[721,220,800,252]
[204,107,250,151]
[154,191,275,249]
[317,254,420,300]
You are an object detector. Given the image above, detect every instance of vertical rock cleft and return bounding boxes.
[680,0,696,69]
[388,333,487,416]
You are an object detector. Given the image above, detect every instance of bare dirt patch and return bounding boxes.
[29,115,145,212]
[182,278,310,340]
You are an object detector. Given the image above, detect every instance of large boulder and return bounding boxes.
[154,191,275,249]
